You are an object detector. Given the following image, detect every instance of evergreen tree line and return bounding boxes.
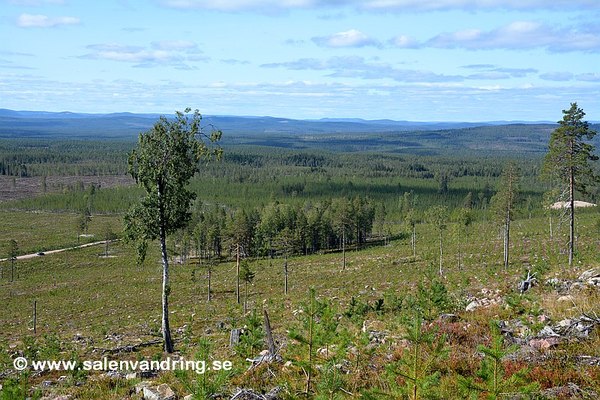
[178,196,379,261]
[0,139,131,176]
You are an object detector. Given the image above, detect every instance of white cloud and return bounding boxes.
[463,65,537,79]
[389,35,419,48]
[3,73,600,120]
[312,29,381,48]
[17,13,80,28]
[541,72,600,82]
[427,21,600,52]
[262,55,463,83]
[360,0,600,11]
[539,72,574,81]
[9,0,65,5]
[159,0,315,12]
[151,40,198,51]
[157,0,600,12]
[577,73,600,82]
[81,42,207,68]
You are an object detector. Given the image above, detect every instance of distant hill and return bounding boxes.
[0,109,552,138]
[0,109,598,155]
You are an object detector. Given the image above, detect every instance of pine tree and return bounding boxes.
[6,239,19,282]
[490,162,519,269]
[240,260,255,313]
[426,205,448,276]
[542,103,598,266]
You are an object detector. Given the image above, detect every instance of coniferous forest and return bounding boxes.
[1,109,599,399]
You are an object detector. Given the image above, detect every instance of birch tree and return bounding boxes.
[124,109,221,353]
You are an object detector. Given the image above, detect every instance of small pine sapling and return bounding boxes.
[458,322,539,399]
[387,314,448,400]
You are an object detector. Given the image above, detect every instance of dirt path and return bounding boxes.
[0,240,113,262]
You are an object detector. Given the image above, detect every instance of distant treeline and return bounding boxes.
[0,139,132,177]
[185,196,380,261]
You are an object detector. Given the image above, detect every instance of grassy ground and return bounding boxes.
[1,211,599,399]
[0,210,123,256]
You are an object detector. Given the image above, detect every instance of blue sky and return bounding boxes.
[1,0,599,121]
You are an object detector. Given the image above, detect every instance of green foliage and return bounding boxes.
[124,109,221,263]
[405,277,454,321]
[123,109,222,353]
[77,207,92,236]
[384,291,405,314]
[490,161,520,268]
[240,260,255,284]
[490,162,520,223]
[426,205,449,275]
[235,309,264,358]
[542,103,599,265]
[0,372,41,400]
[458,322,539,399]
[387,314,448,400]
[176,338,232,399]
[315,358,347,400]
[542,103,598,194]
[289,288,340,396]
[425,205,448,231]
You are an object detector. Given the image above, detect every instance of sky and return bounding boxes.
[1,0,599,121]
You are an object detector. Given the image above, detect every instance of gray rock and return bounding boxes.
[538,326,560,337]
[587,277,600,286]
[143,383,175,400]
[135,381,153,394]
[466,300,480,312]
[438,313,460,322]
[577,355,600,366]
[540,382,598,399]
[578,267,600,281]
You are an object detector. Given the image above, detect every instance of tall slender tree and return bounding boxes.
[490,162,519,269]
[240,260,255,314]
[426,205,448,276]
[542,103,598,266]
[124,109,221,353]
[6,239,19,282]
[332,198,353,270]
[225,209,251,304]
